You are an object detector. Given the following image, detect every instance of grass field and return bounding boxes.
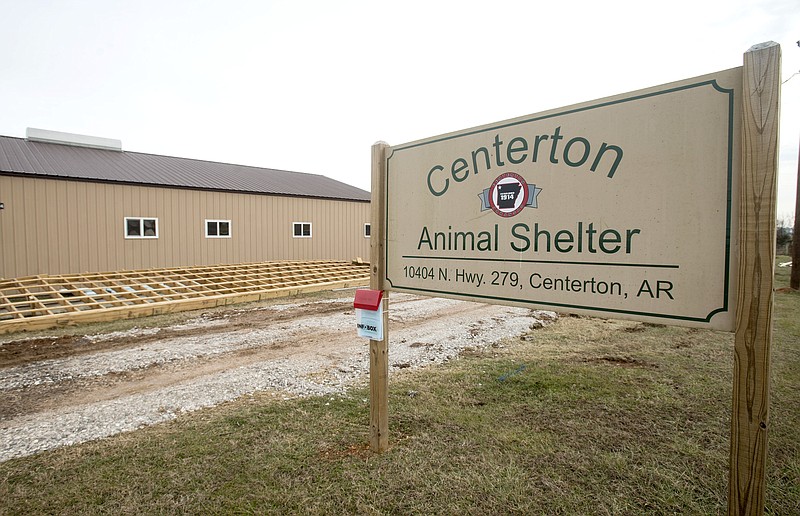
[1,259,798,515]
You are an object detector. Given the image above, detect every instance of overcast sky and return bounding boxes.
[2,0,798,219]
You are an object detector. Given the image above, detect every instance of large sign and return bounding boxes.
[385,68,741,330]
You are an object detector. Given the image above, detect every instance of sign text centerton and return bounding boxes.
[384,68,741,330]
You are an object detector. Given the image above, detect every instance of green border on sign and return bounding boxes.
[386,78,735,324]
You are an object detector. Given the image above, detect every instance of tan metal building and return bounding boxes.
[0,129,371,279]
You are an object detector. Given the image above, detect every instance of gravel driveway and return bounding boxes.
[0,292,555,462]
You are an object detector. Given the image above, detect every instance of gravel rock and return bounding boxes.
[0,293,556,462]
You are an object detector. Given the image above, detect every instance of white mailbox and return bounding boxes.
[354,289,384,340]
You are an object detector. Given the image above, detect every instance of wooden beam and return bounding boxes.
[370,141,390,452]
[0,261,369,334]
[0,276,367,334]
[729,41,780,516]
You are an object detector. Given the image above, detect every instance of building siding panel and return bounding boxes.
[0,176,369,279]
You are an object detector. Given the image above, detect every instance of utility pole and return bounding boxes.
[792,139,800,289]
[792,40,800,290]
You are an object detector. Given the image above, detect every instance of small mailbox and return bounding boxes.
[354,289,384,340]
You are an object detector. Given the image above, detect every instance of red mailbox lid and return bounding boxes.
[354,289,383,311]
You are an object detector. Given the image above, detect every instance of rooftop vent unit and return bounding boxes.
[26,127,122,152]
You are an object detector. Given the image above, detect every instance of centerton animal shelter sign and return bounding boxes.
[384,68,742,331]
[371,43,779,515]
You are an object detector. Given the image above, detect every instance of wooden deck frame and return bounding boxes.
[0,260,369,334]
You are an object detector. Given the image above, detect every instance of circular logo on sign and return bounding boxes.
[488,172,529,218]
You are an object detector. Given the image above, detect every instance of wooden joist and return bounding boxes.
[0,260,369,334]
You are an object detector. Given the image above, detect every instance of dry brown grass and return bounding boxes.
[0,260,797,515]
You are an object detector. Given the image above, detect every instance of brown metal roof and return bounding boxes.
[0,135,371,202]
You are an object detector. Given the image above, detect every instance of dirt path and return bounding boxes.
[0,291,554,461]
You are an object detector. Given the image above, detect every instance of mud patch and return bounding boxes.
[584,356,657,368]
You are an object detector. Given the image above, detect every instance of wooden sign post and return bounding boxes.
[729,41,780,515]
[369,141,390,452]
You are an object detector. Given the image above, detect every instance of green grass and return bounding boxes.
[0,259,797,514]
[768,257,800,514]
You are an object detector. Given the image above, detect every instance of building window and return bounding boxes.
[293,222,312,238]
[364,223,371,238]
[124,217,158,239]
[206,219,231,238]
